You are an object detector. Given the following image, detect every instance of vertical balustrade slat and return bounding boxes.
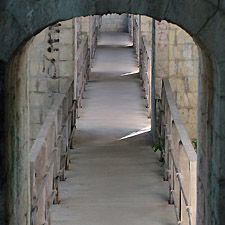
[139,35,152,118]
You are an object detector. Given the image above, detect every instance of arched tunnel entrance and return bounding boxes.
[0,1,225,225]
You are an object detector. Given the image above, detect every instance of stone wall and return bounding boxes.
[28,16,100,147]
[5,40,31,225]
[77,16,90,46]
[140,16,153,46]
[140,16,199,139]
[167,23,199,139]
[1,2,225,224]
[100,14,128,32]
[28,20,75,147]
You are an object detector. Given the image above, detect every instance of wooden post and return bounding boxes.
[138,15,141,66]
[190,160,197,225]
[73,18,78,120]
[151,19,156,140]
[89,16,93,67]
[130,14,134,43]
[65,151,70,170]
[74,18,78,101]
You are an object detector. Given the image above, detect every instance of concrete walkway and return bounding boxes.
[51,32,176,225]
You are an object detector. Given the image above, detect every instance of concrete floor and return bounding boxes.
[51,32,176,225]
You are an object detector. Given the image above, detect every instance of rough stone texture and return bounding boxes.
[28,20,75,145]
[140,16,198,139]
[57,20,74,80]
[100,14,128,32]
[0,61,6,225]
[167,23,199,139]
[154,20,198,139]
[0,1,224,225]
[77,16,90,46]
[140,16,153,45]
[5,40,31,225]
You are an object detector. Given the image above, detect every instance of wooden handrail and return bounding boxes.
[30,35,91,225]
[133,17,140,60]
[139,34,197,224]
[142,36,151,59]
[159,78,197,225]
[162,79,197,162]
[76,36,89,117]
[140,35,152,118]
[30,79,75,225]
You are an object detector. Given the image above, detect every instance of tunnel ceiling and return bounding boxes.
[0,0,224,64]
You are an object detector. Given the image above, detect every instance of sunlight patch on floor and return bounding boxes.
[119,125,151,140]
[121,70,139,76]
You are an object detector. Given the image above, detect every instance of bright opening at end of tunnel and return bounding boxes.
[119,125,151,140]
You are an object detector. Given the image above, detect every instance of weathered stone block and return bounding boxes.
[168,60,178,77]
[30,108,41,124]
[28,45,42,60]
[184,123,197,139]
[80,23,89,33]
[168,45,177,61]
[29,61,41,76]
[41,108,50,123]
[59,61,73,77]
[176,78,186,92]
[47,79,59,93]
[183,60,199,77]
[59,45,73,61]
[155,45,169,61]
[192,45,199,60]
[176,29,194,45]
[29,79,38,92]
[187,92,197,107]
[38,79,48,92]
[30,92,52,107]
[59,78,70,93]
[168,29,176,45]
[141,23,149,32]
[178,108,189,124]
[30,123,42,140]
[59,29,73,44]
[189,76,198,92]
[176,92,189,108]
[181,44,193,60]
[155,77,162,92]
[169,78,177,93]
[34,29,47,43]
[60,19,73,28]
[189,109,197,123]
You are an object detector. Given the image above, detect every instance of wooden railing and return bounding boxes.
[158,79,197,225]
[30,79,75,225]
[133,17,139,62]
[128,14,134,42]
[90,16,100,61]
[76,36,89,117]
[140,35,151,118]
[139,30,197,224]
[30,36,90,224]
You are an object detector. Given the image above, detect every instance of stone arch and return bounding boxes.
[1,1,225,225]
[0,0,222,62]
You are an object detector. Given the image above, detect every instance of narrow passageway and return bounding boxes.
[75,32,151,147]
[51,32,175,225]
